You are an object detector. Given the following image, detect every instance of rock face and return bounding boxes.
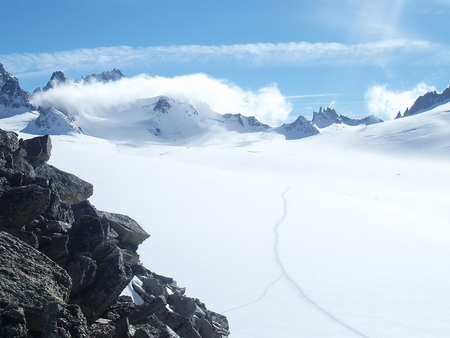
[0,127,230,337]
[397,86,450,118]
[0,63,34,114]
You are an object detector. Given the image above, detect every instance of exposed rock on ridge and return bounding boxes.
[0,128,229,338]
[396,86,450,118]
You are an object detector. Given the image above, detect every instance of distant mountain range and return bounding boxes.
[2,63,447,141]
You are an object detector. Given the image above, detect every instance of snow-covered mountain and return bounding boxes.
[22,107,83,135]
[214,113,270,133]
[396,85,450,118]
[312,107,383,128]
[0,63,34,115]
[273,115,319,140]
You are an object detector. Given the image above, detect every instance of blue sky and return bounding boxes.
[2,0,450,122]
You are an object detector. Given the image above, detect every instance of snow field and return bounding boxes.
[1,106,450,337]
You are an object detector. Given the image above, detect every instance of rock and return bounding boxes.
[42,301,89,338]
[66,254,97,296]
[0,232,72,329]
[89,318,116,338]
[0,226,38,248]
[68,216,105,254]
[167,295,199,318]
[35,163,93,204]
[21,135,52,168]
[0,129,20,153]
[141,276,168,299]
[39,234,70,265]
[0,302,27,338]
[99,210,150,247]
[71,200,99,221]
[74,247,133,319]
[0,185,52,229]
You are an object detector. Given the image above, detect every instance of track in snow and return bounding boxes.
[274,188,369,338]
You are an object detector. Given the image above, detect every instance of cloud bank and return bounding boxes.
[31,73,292,126]
[0,40,440,76]
[365,83,435,120]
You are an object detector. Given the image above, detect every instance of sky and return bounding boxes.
[1,0,450,124]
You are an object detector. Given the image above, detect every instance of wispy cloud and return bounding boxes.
[0,40,441,76]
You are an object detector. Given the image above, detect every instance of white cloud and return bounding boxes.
[365,83,436,120]
[0,40,439,76]
[31,73,292,126]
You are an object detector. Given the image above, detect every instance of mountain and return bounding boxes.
[338,114,383,126]
[312,107,383,128]
[35,68,126,93]
[273,115,319,140]
[215,113,270,132]
[396,85,450,118]
[0,63,34,114]
[22,107,83,135]
[82,68,125,84]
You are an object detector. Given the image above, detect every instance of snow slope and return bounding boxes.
[1,104,450,337]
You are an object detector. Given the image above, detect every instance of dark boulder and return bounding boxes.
[35,164,93,204]
[99,210,150,247]
[0,130,20,154]
[0,232,72,330]
[66,254,97,296]
[74,247,133,319]
[0,185,52,229]
[21,134,52,168]
[41,301,89,338]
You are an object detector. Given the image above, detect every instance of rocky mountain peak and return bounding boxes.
[273,115,319,140]
[42,71,71,91]
[0,63,33,111]
[82,68,125,84]
[312,107,341,128]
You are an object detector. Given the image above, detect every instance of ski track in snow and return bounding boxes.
[274,188,369,338]
[222,276,283,314]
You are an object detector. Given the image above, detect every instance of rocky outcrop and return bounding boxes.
[0,127,229,337]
